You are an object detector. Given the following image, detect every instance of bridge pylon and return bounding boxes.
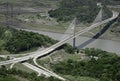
[73,17,77,48]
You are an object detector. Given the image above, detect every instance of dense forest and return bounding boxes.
[0,66,61,81]
[48,0,112,23]
[52,48,120,81]
[0,26,75,54]
[0,26,57,53]
[100,0,120,5]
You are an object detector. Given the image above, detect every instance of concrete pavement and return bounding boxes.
[22,62,66,81]
[0,11,118,66]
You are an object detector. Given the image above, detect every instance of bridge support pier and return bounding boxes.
[73,17,76,48]
[73,37,76,48]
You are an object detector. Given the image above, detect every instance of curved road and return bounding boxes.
[0,10,118,81]
[0,11,119,66]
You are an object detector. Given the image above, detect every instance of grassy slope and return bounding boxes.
[64,75,99,81]
[37,50,99,81]
[0,0,119,41]
[0,75,20,81]
[13,0,120,42]
[14,63,35,73]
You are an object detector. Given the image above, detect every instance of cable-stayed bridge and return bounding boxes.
[0,8,119,81]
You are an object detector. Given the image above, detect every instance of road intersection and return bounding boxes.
[0,10,119,81]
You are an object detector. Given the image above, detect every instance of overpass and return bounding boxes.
[0,11,119,66]
[0,9,119,81]
[32,11,119,78]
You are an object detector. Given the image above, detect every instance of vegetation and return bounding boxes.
[51,48,120,81]
[83,48,117,57]
[5,30,57,53]
[0,26,76,54]
[0,66,19,81]
[0,26,57,53]
[64,75,99,81]
[0,66,61,81]
[0,0,59,7]
[58,43,76,54]
[101,0,120,5]
[48,0,112,23]
[0,75,19,81]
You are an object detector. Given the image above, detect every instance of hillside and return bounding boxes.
[48,0,112,23]
[0,0,119,81]
[0,26,57,54]
[0,0,60,8]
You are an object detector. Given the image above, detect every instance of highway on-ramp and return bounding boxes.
[0,10,118,81]
[0,11,118,66]
[22,62,66,81]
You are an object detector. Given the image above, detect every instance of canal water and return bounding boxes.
[24,29,120,55]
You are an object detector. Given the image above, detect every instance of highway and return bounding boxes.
[25,11,119,81]
[33,59,66,80]
[22,62,66,81]
[22,62,50,77]
[0,11,119,66]
[0,47,44,58]
[33,11,119,59]
[0,10,118,81]
[31,11,119,78]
